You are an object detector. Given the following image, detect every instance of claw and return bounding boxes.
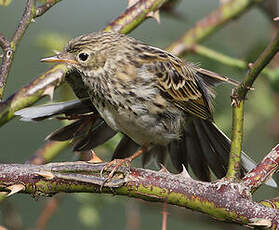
[100,146,146,190]
[100,158,132,190]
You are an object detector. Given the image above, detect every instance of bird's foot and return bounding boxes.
[101,157,131,180]
[100,147,146,189]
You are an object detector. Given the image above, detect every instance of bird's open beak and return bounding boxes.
[40,55,78,65]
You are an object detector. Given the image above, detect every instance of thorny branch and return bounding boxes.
[35,0,62,17]
[0,144,279,228]
[0,0,62,101]
[226,30,279,179]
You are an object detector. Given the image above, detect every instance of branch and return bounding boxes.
[236,30,279,100]
[190,44,275,78]
[0,0,36,100]
[104,0,166,33]
[30,140,70,165]
[226,30,279,179]
[35,0,62,17]
[0,0,64,101]
[0,160,278,228]
[166,0,265,55]
[0,64,67,126]
[243,144,279,192]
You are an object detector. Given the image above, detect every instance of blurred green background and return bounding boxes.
[0,0,278,229]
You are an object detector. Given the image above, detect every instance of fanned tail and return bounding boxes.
[169,118,277,187]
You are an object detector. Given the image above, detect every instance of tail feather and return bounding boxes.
[73,122,117,151]
[112,135,139,159]
[46,118,90,141]
[168,140,186,172]
[169,118,277,187]
[184,122,211,181]
[15,98,94,121]
[193,120,227,178]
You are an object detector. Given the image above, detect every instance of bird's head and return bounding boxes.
[40,32,127,74]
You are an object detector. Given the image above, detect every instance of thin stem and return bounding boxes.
[35,0,62,17]
[226,100,244,179]
[227,30,279,179]
[30,140,70,165]
[167,0,264,55]
[191,44,274,78]
[0,0,36,100]
[237,30,279,100]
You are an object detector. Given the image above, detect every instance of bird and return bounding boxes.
[16,31,276,186]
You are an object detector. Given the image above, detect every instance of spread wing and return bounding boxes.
[135,45,214,120]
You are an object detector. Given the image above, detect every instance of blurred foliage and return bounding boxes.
[0,0,278,230]
[36,32,69,54]
[0,0,11,6]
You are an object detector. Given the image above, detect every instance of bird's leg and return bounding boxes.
[102,146,146,180]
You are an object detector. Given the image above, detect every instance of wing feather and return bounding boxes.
[135,45,213,120]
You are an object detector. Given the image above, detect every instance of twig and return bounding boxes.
[0,34,10,50]
[226,30,279,180]
[225,100,244,179]
[125,200,140,230]
[30,140,70,165]
[242,144,279,192]
[35,0,62,17]
[167,0,265,55]
[104,0,166,34]
[161,200,168,230]
[236,30,279,100]
[0,0,36,100]
[0,0,64,101]
[260,197,279,210]
[34,195,63,230]
[0,64,67,126]
[0,161,278,228]
[191,44,274,78]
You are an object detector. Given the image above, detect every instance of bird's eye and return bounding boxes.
[78,52,89,62]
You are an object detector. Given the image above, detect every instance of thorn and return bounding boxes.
[248,218,272,228]
[0,54,3,58]
[31,18,36,23]
[42,86,55,101]
[6,184,25,197]
[147,10,160,23]
[180,164,191,178]
[159,164,169,173]
[273,17,279,21]
[88,150,103,163]
[128,0,138,7]
[35,171,55,180]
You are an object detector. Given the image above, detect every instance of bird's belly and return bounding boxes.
[95,103,177,146]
